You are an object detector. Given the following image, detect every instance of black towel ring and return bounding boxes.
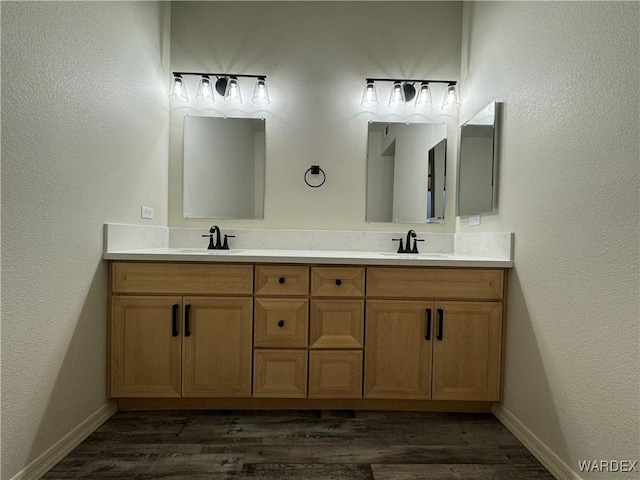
[304,165,326,188]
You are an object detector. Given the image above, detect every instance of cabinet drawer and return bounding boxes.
[255,265,309,296]
[311,267,365,297]
[112,262,253,295]
[254,299,309,348]
[253,349,308,398]
[310,299,364,349]
[367,267,503,300]
[309,351,363,398]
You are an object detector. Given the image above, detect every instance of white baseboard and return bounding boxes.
[10,401,117,480]
[492,403,583,480]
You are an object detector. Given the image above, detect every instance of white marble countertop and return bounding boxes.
[103,248,513,267]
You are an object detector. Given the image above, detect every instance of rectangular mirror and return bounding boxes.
[366,122,447,223]
[456,101,500,216]
[183,116,265,219]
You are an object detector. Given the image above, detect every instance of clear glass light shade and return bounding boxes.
[252,78,270,105]
[196,76,215,104]
[169,75,188,103]
[224,77,242,104]
[388,82,406,109]
[414,83,433,109]
[441,84,460,110]
[361,81,378,108]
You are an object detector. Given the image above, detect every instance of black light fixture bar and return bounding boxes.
[361,77,460,109]
[365,78,455,85]
[173,71,266,79]
[170,72,271,105]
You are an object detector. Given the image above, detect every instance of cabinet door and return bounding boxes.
[364,300,434,399]
[111,296,182,397]
[182,297,253,397]
[432,301,502,401]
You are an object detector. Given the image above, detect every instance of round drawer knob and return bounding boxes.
[335,279,342,286]
[278,277,285,284]
[277,320,285,327]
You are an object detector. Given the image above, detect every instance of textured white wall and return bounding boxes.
[459,1,639,474]
[168,1,462,232]
[1,2,170,478]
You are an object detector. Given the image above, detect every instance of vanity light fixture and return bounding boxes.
[169,74,189,103]
[361,78,458,110]
[388,81,406,109]
[224,76,242,104]
[169,72,269,105]
[252,77,270,105]
[441,83,460,110]
[361,80,378,108]
[196,75,215,104]
[414,82,433,109]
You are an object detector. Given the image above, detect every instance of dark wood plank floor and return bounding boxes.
[43,410,554,479]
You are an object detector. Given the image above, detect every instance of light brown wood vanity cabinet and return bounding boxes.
[108,261,505,410]
[110,263,253,398]
[252,265,365,399]
[365,268,504,402]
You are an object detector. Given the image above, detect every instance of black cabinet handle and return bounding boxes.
[278,277,285,284]
[171,304,179,337]
[437,308,444,341]
[184,304,191,337]
[425,308,432,341]
[335,279,342,286]
[277,320,285,328]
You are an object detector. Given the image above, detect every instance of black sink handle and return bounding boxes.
[412,238,425,254]
[392,238,405,253]
[201,233,215,250]
[222,235,235,250]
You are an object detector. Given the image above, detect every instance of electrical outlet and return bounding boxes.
[141,206,154,219]
[469,214,481,226]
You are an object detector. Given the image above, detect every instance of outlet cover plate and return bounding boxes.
[469,214,481,226]
[141,206,154,219]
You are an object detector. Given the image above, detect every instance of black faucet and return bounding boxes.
[392,230,424,254]
[405,230,416,251]
[202,226,235,250]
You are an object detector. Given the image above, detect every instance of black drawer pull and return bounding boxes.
[184,304,191,337]
[278,277,285,284]
[425,308,432,341]
[171,304,179,337]
[437,309,444,341]
[277,320,285,328]
[335,279,342,286]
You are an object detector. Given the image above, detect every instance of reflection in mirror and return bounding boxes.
[366,122,447,223]
[183,116,265,219]
[456,101,499,216]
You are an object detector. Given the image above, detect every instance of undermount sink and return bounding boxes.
[379,252,451,258]
[172,248,243,255]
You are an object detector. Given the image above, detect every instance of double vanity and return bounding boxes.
[104,226,512,413]
[105,99,509,411]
